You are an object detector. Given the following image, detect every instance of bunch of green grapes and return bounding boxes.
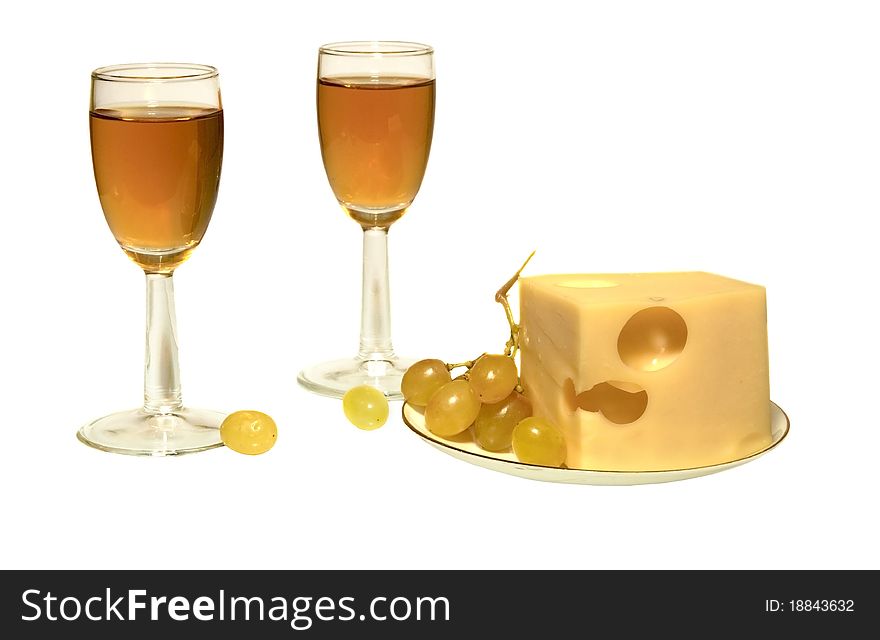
[402,355,566,467]
[400,253,567,468]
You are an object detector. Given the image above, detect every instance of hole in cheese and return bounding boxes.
[556,279,619,289]
[569,380,649,424]
[617,306,688,372]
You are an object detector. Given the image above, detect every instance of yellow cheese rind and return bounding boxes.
[519,272,772,471]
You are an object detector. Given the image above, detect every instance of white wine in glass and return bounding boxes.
[79,63,225,456]
[298,42,436,399]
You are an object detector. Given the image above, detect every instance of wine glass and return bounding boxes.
[298,41,436,399]
[79,63,225,456]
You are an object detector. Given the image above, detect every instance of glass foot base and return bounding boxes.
[77,407,225,457]
[298,357,414,399]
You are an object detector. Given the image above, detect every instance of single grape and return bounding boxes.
[468,354,519,404]
[342,385,389,430]
[220,410,278,455]
[425,379,481,437]
[512,416,567,467]
[474,391,533,451]
[401,359,452,407]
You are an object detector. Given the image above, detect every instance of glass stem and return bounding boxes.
[143,272,183,414]
[358,227,396,362]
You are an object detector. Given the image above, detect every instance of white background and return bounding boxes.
[1,0,877,570]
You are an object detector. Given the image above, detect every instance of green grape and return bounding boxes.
[401,359,452,407]
[474,391,533,451]
[468,354,519,404]
[425,380,481,437]
[512,417,567,467]
[342,385,389,430]
[220,410,278,455]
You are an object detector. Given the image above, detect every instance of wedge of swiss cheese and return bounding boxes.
[519,272,771,471]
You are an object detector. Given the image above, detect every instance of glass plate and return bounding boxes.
[402,402,789,485]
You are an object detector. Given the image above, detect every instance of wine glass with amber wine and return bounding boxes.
[298,41,436,399]
[79,63,225,455]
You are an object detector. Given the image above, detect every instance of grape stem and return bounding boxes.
[443,251,535,386]
[447,358,479,372]
[496,251,535,358]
